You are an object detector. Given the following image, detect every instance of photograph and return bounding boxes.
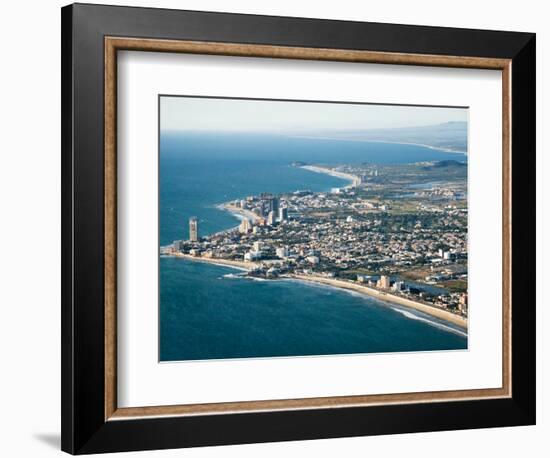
[159,96,469,362]
[0,0,542,456]
[46,0,540,454]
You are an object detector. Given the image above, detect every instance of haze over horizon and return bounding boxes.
[160,95,468,133]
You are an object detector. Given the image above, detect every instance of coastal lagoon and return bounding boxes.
[160,131,467,361]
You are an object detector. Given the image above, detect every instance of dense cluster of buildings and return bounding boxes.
[231,194,289,229]
[165,161,468,316]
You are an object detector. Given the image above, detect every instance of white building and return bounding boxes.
[244,251,262,262]
[306,255,320,265]
[378,275,391,289]
[392,281,405,291]
[276,246,289,259]
[239,218,252,234]
[189,217,198,242]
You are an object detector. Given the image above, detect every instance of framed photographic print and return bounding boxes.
[61,3,536,454]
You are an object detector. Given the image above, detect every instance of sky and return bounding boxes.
[160,96,468,132]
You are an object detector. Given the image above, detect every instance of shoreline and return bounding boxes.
[168,252,259,271]
[360,139,467,155]
[288,274,467,330]
[166,158,467,332]
[218,202,264,224]
[166,253,467,331]
[300,165,360,188]
[290,135,467,155]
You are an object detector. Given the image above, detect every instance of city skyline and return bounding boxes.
[159,96,468,362]
[164,159,468,329]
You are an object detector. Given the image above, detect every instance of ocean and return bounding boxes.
[160,131,467,361]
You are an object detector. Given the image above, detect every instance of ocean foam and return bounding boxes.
[390,306,467,337]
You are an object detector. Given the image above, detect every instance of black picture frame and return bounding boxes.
[61,3,536,454]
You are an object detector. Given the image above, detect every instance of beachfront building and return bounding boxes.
[189,217,198,242]
[393,281,405,292]
[244,250,262,262]
[239,218,252,234]
[378,275,391,289]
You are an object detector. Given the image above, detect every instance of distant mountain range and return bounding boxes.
[296,121,467,153]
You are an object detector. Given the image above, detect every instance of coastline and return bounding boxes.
[288,274,467,330]
[167,252,467,331]
[300,164,360,188]
[165,156,467,333]
[359,139,467,155]
[218,202,264,224]
[290,135,467,155]
[168,252,259,271]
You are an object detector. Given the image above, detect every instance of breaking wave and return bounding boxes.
[390,307,467,338]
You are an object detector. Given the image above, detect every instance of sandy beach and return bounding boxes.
[220,202,264,224]
[359,139,467,155]
[288,274,467,330]
[301,165,361,188]
[170,252,259,271]
[167,251,467,330]
[291,135,466,155]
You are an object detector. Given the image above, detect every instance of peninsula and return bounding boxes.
[162,159,469,329]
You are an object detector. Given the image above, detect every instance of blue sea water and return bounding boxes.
[159,132,467,361]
